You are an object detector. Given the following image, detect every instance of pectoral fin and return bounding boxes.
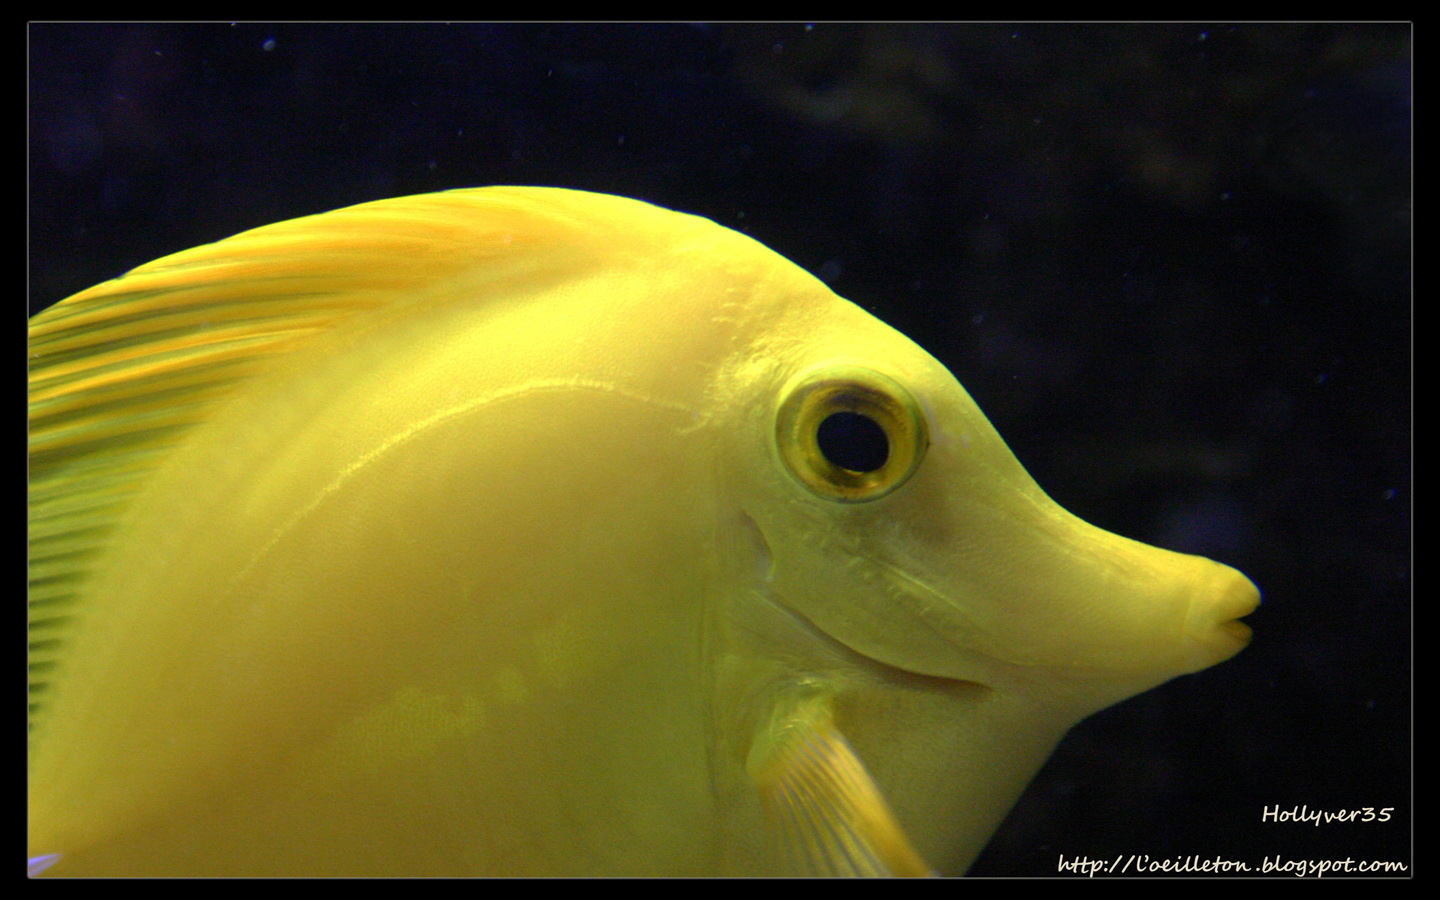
[751,696,933,877]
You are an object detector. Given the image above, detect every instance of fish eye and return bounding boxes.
[775,365,929,502]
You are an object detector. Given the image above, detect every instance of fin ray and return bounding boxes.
[752,696,933,877]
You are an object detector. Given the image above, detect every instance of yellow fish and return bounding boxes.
[27,187,1258,876]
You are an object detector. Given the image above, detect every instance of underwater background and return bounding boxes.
[29,23,1410,877]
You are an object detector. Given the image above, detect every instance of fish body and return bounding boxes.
[27,187,1258,876]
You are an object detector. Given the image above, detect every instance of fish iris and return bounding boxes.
[775,364,928,502]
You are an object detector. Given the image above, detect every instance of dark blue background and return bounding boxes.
[29,23,1410,877]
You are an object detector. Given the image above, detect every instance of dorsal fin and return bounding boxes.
[26,186,635,745]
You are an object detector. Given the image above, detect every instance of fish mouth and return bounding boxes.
[1183,563,1261,666]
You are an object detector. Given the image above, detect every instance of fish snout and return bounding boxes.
[995,547,1262,715]
[979,525,1263,696]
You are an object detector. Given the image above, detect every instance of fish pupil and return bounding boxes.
[816,411,889,473]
